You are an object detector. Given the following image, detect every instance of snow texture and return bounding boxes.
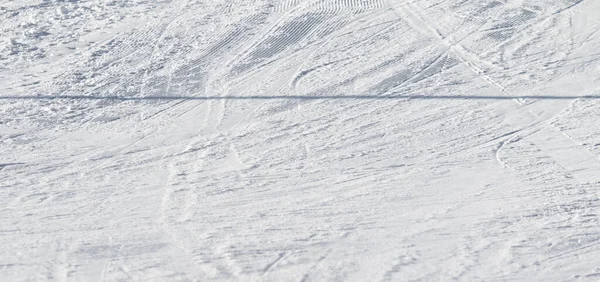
[1,0,600,281]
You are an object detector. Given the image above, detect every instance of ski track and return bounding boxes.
[2,0,600,281]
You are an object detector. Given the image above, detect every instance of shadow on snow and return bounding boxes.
[1,94,599,101]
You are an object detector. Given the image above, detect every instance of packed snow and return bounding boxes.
[1,0,600,281]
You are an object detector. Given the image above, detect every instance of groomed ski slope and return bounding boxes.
[1,0,600,281]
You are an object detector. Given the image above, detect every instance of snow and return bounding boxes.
[1,0,600,281]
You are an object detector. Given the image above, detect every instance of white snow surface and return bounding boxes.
[2,0,600,281]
